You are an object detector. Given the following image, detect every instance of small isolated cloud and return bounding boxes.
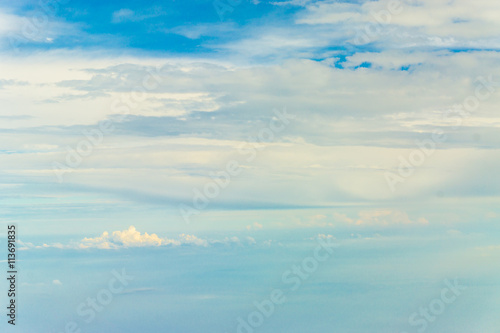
[317,234,336,240]
[52,280,62,286]
[112,9,135,23]
[309,234,337,242]
[246,222,263,230]
[121,287,156,295]
[262,240,273,247]
[246,236,256,245]
[112,7,165,23]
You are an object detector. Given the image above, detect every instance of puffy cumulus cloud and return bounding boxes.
[110,226,163,247]
[79,227,203,249]
[80,231,118,249]
[19,226,263,250]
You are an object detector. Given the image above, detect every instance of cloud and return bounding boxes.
[297,214,334,227]
[354,210,429,226]
[294,0,500,47]
[20,226,261,250]
[246,222,263,230]
[3,47,500,217]
[110,226,163,247]
[315,234,336,240]
[52,280,62,285]
[485,212,497,219]
[332,212,354,224]
[120,287,157,295]
[299,211,428,228]
[246,236,256,245]
[169,23,237,39]
[80,231,118,249]
[112,9,136,23]
[329,210,429,227]
[178,233,209,247]
[79,226,200,249]
[0,8,82,47]
[111,7,166,23]
[475,244,500,257]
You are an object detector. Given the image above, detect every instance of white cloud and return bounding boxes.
[316,234,335,240]
[110,226,163,247]
[355,210,428,226]
[111,7,166,23]
[297,214,334,227]
[295,0,500,46]
[475,244,500,257]
[246,222,263,230]
[0,8,81,47]
[112,9,135,23]
[246,236,256,245]
[79,226,199,249]
[80,231,118,249]
[178,233,209,247]
[330,210,429,227]
[332,212,354,224]
[2,50,500,213]
[19,226,261,250]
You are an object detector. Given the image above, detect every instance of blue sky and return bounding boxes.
[1,0,500,332]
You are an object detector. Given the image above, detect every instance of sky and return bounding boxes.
[0,0,500,332]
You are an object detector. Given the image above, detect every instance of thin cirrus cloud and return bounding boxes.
[111,7,166,24]
[297,210,428,227]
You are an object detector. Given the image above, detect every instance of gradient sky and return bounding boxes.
[0,0,500,332]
